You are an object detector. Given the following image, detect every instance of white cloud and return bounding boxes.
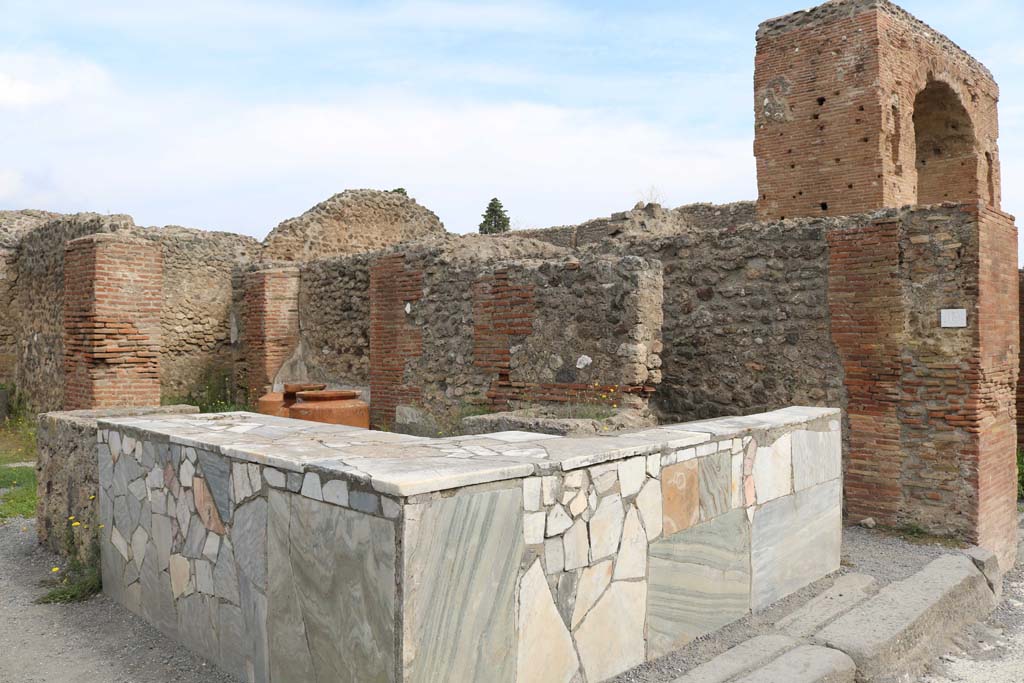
[0,52,112,108]
[0,171,24,201]
[0,51,754,235]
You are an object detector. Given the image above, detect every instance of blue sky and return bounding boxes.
[1,0,1021,249]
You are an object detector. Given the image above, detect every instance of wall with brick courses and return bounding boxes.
[5,213,259,412]
[63,234,163,410]
[826,205,1018,566]
[754,0,1001,220]
[974,207,1018,567]
[241,268,301,396]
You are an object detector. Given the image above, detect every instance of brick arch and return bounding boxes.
[912,80,978,205]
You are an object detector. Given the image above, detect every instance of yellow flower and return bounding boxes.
[98,524,105,529]
[612,404,618,409]
[67,516,75,521]
[51,567,60,573]
[89,495,96,501]
[72,521,81,527]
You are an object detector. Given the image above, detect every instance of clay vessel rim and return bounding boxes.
[295,390,360,401]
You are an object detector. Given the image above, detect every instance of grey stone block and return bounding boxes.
[791,429,841,492]
[269,492,396,683]
[815,554,997,683]
[196,449,232,523]
[671,634,796,683]
[648,509,751,658]
[402,487,522,683]
[963,546,1002,601]
[733,645,855,683]
[751,479,841,610]
[775,573,876,639]
[231,498,267,590]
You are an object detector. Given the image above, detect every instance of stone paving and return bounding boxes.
[97,406,842,683]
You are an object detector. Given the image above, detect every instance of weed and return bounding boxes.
[0,466,36,519]
[38,536,102,604]
[37,501,102,602]
[165,370,252,414]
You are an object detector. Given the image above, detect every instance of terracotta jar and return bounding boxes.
[288,390,369,429]
[256,383,327,418]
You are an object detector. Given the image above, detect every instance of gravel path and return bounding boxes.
[0,516,236,683]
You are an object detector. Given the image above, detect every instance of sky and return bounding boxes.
[0,0,1021,249]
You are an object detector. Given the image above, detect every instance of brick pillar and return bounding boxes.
[828,219,904,524]
[830,207,1019,568]
[1017,268,1024,451]
[63,233,162,410]
[369,254,422,428]
[242,268,300,396]
[975,206,1019,568]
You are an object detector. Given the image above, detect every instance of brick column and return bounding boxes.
[63,233,163,410]
[242,268,300,396]
[830,207,1019,568]
[827,219,904,524]
[369,254,423,428]
[975,206,1019,568]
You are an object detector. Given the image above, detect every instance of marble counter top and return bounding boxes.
[99,406,839,497]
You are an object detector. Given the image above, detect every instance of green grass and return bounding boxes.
[0,415,36,466]
[0,466,36,519]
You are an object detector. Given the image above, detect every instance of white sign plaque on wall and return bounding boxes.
[940,309,967,328]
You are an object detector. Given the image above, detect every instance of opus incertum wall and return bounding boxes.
[97,408,841,683]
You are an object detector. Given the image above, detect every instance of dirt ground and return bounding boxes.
[0,517,235,683]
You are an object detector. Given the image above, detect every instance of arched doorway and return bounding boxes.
[912,81,977,205]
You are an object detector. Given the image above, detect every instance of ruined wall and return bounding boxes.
[8,213,258,412]
[11,214,137,412]
[364,236,663,427]
[262,189,445,262]
[157,229,261,401]
[754,0,1001,220]
[555,203,847,423]
[288,252,375,391]
[35,404,198,560]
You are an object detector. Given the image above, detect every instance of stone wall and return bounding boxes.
[261,189,445,262]
[570,203,847,423]
[754,0,1001,219]
[365,236,663,428]
[96,406,841,683]
[3,212,260,412]
[35,404,198,560]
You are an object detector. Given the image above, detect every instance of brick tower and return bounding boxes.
[754,0,1018,567]
[754,0,1001,220]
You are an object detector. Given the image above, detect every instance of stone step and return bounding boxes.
[732,645,855,683]
[814,554,997,683]
[774,573,876,639]
[670,635,796,683]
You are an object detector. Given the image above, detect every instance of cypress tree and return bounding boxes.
[478,197,511,234]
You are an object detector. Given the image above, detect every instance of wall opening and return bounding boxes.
[912,81,977,205]
[985,152,995,205]
[890,104,902,174]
